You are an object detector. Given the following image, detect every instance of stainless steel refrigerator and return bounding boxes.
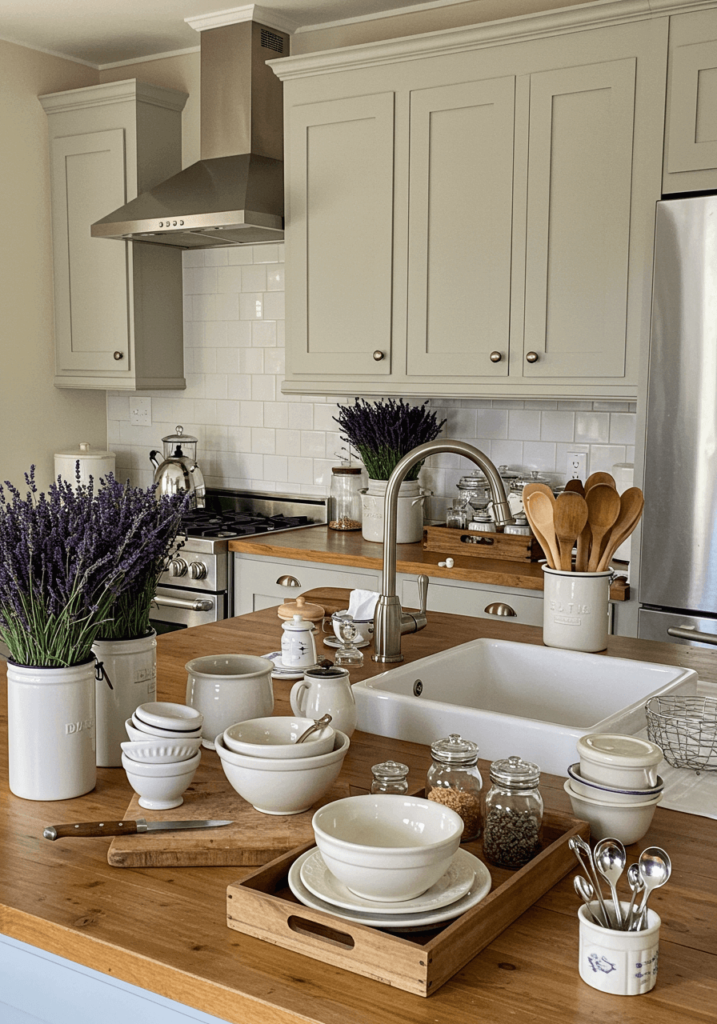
[639,195,717,648]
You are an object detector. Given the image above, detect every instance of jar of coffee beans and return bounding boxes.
[426,734,482,841]
[483,755,543,870]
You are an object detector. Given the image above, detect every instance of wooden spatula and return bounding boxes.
[553,492,589,571]
[524,490,561,570]
[597,487,644,571]
[586,484,621,572]
[564,479,585,496]
[584,471,616,492]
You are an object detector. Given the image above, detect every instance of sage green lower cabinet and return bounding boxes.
[400,576,544,627]
[233,554,380,616]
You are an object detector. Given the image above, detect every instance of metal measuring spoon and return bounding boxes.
[568,836,612,928]
[573,875,604,927]
[594,838,627,929]
[624,863,645,931]
[631,846,672,931]
[296,713,332,744]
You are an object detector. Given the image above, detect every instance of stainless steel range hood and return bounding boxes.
[92,20,288,248]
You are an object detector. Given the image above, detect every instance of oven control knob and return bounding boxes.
[189,561,207,580]
[168,557,188,578]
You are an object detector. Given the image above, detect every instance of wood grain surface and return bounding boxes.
[1,593,716,1024]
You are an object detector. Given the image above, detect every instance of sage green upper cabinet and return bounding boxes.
[663,8,717,193]
[273,9,668,400]
[41,81,187,390]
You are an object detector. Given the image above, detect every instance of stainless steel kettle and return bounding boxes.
[149,426,206,508]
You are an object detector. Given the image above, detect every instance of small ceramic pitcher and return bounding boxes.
[290,666,357,737]
[281,614,317,669]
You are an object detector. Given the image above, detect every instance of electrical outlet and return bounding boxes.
[566,451,587,480]
[130,398,152,427]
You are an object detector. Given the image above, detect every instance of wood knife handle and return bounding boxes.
[43,821,139,840]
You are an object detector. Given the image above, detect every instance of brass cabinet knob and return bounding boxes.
[489,351,502,363]
[373,350,385,361]
[526,351,539,363]
[113,351,124,360]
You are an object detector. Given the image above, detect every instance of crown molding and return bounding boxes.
[186,4,299,35]
[39,79,188,113]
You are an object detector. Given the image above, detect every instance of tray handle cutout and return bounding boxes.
[461,535,495,546]
[287,915,356,951]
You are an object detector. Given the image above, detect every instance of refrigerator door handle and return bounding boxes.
[667,625,717,646]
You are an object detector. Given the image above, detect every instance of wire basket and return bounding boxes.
[645,695,717,772]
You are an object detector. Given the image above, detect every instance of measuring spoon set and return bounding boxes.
[569,835,671,931]
[523,472,644,572]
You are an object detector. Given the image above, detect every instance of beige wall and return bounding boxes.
[0,39,107,492]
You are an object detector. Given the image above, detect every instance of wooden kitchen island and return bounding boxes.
[1,601,715,1024]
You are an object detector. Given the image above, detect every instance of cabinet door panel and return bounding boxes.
[407,78,514,377]
[667,38,717,172]
[51,129,132,375]
[287,93,394,376]
[523,59,636,378]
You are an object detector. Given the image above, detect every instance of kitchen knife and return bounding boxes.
[43,819,233,840]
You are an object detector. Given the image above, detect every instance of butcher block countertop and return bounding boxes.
[1,597,715,1024]
[228,525,630,599]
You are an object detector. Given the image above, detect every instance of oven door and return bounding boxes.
[150,585,226,633]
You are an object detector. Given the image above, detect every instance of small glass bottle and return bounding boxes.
[328,467,363,531]
[371,761,409,794]
[483,755,543,870]
[426,734,483,841]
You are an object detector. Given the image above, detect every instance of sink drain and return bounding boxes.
[413,679,423,696]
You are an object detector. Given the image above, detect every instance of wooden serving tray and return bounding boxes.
[423,524,543,562]
[226,808,589,997]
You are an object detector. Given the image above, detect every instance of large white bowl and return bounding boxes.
[312,794,464,903]
[125,717,202,741]
[223,717,335,759]
[186,655,274,750]
[134,701,203,732]
[122,749,201,810]
[215,730,350,815]
[564,779,662,845]
[567,763,664,805]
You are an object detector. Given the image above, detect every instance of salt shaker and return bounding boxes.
[483,755,543,869]
[371,761,409,794]
[426,733,482,841]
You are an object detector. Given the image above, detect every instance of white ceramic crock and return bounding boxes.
[185,654,274,749]
[579,902,660,995]
[280,614,318,669]
[542,566,612,653]
[361,479,424,544]
[7,659,96,801]
[92,630,157,767]
[54,443,116,488]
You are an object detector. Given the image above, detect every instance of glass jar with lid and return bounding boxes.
[426,733,483,840]
[483,755,543,869]
[371,761,409,794]
[456,471,489,510]
[328,466,363,531]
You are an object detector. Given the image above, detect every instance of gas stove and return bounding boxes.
[151,489,328,633]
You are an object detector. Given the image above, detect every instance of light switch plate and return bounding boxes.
[566,451,587,479]
[130,398,152,427]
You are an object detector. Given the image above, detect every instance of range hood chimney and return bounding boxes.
[91,17,289,248]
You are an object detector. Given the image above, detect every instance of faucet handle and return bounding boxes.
[416,574,429,616]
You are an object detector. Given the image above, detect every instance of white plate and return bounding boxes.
[288,848,491,931]
[263,652,317,680]
[323,637,370,649]
[299,847,475,915]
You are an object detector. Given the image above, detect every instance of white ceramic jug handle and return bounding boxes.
[290,681,309,717]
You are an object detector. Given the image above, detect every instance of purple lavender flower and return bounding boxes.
[334,399,446,480]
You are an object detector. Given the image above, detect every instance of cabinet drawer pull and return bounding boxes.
[373,350,385,361]
[113,351,124,360]
[489,351,502,363]
[484,602,517,617]
[276,575,301,587]
[526,351,539,364]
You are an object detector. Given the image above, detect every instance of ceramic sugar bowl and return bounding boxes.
[280,614,317,670]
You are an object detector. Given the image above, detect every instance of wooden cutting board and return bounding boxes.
[107,749,360,868]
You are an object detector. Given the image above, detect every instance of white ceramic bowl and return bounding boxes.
[120,738,202,764]
[186,655,274,750]
[122,749,201,810]
[223,717,335,759]
[134,701,203,732]
[126,717,202,741]
[312,794,464,903]
[331,611,373,645]
[567,763,664,805]
[564,779,662,845]
[215,730,350,815]
[577,733,663,789]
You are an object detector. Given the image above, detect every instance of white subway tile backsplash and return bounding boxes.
[251,375,276,403]
[203,248,228,267]
[226,321,252,347]
[301,431,327,459]
[240,293,263,320]
[267,266,285,291]
[475,409,508,439]
[215,348,240,374]
[216,266,243,293]
[239,349,264,375]
[588,445,627,475]
[205,374,228,400]
[540,411,574,442]
[489,439,523,467]
[264,454,288,481]
[609,413,636,445]
[252,244,280,264]
[226,247,253,265]
[240,402,264,427]
[522,441,556,472]
[264,402,289,430]
[289,404,313,431]
[264,349,285,376]
[275,428,301,456]
[242,264,268,292]
[575,412,610,444]
[263,292,285,320]
[226,374,252,401]
[287,457,315,486]
[508,410,541,440]
[184,267,217,294]
[251,427,275,454]
[252,320,277,347]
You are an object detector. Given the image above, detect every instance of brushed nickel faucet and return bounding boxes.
[372,439,513,663]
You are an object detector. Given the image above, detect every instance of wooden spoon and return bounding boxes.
[597,487,645,571]
[553,492,589,571]
[564,479,585,497]
[586,484,621,572]
[584,471,616,492]
[524,491,561,570]
[522,482,556,505]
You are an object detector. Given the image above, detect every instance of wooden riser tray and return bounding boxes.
[226,808,589,997]
[423,524,543,562]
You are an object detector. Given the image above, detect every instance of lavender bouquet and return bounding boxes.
[0,470,185,667]
[334,399,446,480]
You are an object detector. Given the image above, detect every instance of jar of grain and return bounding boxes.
[483,755,543,870]
[426,733,482,841]
[328,466,363,531]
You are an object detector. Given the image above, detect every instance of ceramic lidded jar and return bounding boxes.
[281,614,317,669]
[277,594,325,626]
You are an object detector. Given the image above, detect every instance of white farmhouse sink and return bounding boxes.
[353,639,697,776]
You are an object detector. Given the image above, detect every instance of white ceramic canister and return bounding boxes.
[281,614,317,669]
[185,654,274,749]
[578,903,660,996]
[54,443,116,488]
[542,566,612,653]
[7,659,96,801]
[92,631,157,767]
[361,478,424,544]
[290,666,357,737]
